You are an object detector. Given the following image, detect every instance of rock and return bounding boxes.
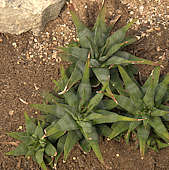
[0,0,66,35]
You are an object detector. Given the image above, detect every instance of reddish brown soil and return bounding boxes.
[0,0,168,169]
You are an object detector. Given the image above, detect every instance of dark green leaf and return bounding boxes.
[35,148,44,166]
[98,99,117,110]
[93,5,108,48]
[109,122,129,139]
[7,132,31,143]
[70,6,93,48]
[31,104,66,118]
[103,20,136,54]
[45,114,79,136]
[115,51,157,65]
[125,121,141,143]
[78,121,103,163]
[64,131,81,161]
[92,67,110,86]
[34,124,44,139]
[41,91,63,104]
[151,108,169,116]
[142,66,160,93]
[105,93,137,114]
[6,143,28,156]
[156,139,169,149]
[45,143,57,156]
[79,138,91,153]
[59,46,88,62]
[149,117,169,141]
[61,60,85,94]
[118,66,143,108]
[137,125,150,158]
[85,110,139,124]
[24,112,36,135]
[143,67,160,107]
[78,56,91,109]
[96,124,112,137]
[89,140,104,163]
[155,72,169,106]
[54,135,67,167]
[86,82,108,113]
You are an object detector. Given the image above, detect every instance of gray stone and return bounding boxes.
[0,0,66,35]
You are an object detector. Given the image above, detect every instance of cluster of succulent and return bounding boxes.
[7,2,169,170]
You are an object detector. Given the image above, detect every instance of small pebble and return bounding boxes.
[12,42,17,48]
[9,110,14,116]
[34,38,38,43]
[18,126,23,130]
[116,153,120,157]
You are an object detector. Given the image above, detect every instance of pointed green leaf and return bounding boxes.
[70,6,93,48]
[78,56,91,110]
[64,131,81,161]
[59,46,89,62]
[54,135,67,167]
[103,55,134,66]
[34,124,44,139]
[41,91,63,104]
[125,121,141,143]
[86,92,103,113]
[137,125,150,158]
[109,122,129,139]
[79,138,91,153]
[63,60,85,93]
[92,67,110,86]
[93,5,108,48]
[155,72,169,106]
[35,148,44,166]
[110,69,128,96]
[143,67,160,107]
[45,143,57,157]
[115,51,157,65]
[105,93,137,114]
[64,90,79,109]
[87,36,99,59]
[118,66,143,108]
[24,112,36,135]
[96,124,112,137]
[89,140,104,164]
[45,114,79,136]
[78,121,98,141]
[31,104,66,118]
[98,99,117,110]
[151,108,169,116]
[100,43,125,61]
[7,132,30,142]
[142,67,160,93]
[86,82,108,113]
[103,19,136,54]
[40,161,47,170]
[6,143,28,156]
[159,105,169,121]
[85,110,139,124]
[156,139,169,149]
[78,121,103,163]
[149,117,169,141]
[48,131,65,143]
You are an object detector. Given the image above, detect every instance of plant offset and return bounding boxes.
[7,2,169,170]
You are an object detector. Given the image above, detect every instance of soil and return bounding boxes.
[0,0,169,170]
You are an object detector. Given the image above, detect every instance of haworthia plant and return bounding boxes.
[32,59,140,165]
[58,3,158,93]
[6,113,57,170]
[105,66,169,158]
